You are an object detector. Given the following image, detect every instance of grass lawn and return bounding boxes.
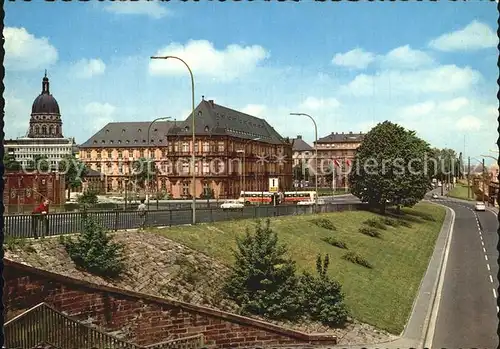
[318,188,350,196]
[447,184,475,201]
[148,202,445,334]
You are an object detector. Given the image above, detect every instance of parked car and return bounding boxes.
[220,200,244,211]
[432,193,439,199]
[475,202,486,211]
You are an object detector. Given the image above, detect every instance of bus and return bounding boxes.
[238,191,317,205]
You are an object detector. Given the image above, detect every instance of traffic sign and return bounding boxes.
[269,177,279,192]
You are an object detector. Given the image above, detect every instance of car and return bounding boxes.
[475,202,486,211]
[432,193,439,199]
[220,200,244,211]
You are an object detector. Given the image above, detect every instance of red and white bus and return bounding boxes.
[238,191,317,205]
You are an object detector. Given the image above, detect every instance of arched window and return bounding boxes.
[35,125,40,135]
[41,125,47,135]
[50,126,55,135]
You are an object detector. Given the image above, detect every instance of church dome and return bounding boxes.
[31,75,60,115]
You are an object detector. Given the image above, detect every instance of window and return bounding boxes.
[182,142,189,152]
[158,150,162,158]
[203,161,210,174]
[203,182,211,196]
[202,142,209,152]
[182,161,190,174]
[218,141,224,152]
[194,143,199,153]
[217,160,225,174]
[118,150,123,159]
[182,182,190,196]
[96,150,101,159]
[174,142,179,152]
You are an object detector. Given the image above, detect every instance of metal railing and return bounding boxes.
[4,203,363,239]
[4,303,205,349]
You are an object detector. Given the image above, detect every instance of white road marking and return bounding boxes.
[487,264,491,271]
[480,235,483,240]
[490,275,494,283]
[481,240,485,246]
[493,288,497,298]
[485,255,489,261]
[483,247,487,253]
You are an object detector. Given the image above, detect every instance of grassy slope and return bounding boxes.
[149,202,445,334]
[448,184,475,201]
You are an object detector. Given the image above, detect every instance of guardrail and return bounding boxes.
[4,202,363,239]
[4,302,205,349]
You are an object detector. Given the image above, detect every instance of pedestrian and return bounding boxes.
[137,198,147,230]
[32,198,50,239]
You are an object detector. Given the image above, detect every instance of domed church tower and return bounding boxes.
[27,71,63,138]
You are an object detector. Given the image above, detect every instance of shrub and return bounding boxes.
[342,251,373,269]
[60,215,125,278]
[300,254,349,327]
[310,218,336,231]
[363,218,387,230]
[4,236,27,251]
[359,227,381,238]
[408,211,436,222]
[380,217,399,227]
[223,218,302,321]
[322,236,348,249]
[399,220,413,228]
[77,190,99,207]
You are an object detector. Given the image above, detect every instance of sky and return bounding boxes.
[4,0,499,164]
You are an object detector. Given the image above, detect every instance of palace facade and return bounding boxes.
[78,99,293,199]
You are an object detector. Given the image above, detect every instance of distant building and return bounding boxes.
[291,135,314,188]
[315,131,364,188]
[78,98,293,199]
[4,73,75,169]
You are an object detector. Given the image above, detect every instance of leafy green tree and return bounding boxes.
[429,148,459,181]
[299,254,349,327]
[27,154,50,171]
[77,190,99,208]
[4,154,21,171]
[60,215,125,278]
[223,218,301,321]
[58,154,87,199]
[132,157,157,189]
[348,121,433,214]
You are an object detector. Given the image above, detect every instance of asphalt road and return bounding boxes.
[4,195,362,238]
[430,198,499,348]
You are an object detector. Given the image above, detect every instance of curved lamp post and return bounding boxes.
[289,113,318,206]
[150,55,196,225]
[147,116,172,210]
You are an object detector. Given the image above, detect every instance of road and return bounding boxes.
[428,197,498,348]
[4,195,362,238]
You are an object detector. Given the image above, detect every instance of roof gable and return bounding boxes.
[317,132,365,143]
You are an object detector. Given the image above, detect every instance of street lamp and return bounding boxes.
[150,55,197,225]
[147,116,172,210]
[237,137,261,197]
[290,113,318,206]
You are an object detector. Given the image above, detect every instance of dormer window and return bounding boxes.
[138,129,142,133]
[204,126,209,132]
[154,128,158,132]
[110,140,114,144]
[126,140,130,144]
[101,140,105,144]
[105,129,109,133]
[134,140,138,143]
[122,129,126,133]
[118,140,121,144]
[184,126,189,132]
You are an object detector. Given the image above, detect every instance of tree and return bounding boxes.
[348,121,433,214]
[132,157,157,189]
[223,218,301,321]
[429,148,459,181]
[4,154,21,171]
[58,154,87,199]
[28,154,50,171]
[77,190,98,208]
[299,254,349,327]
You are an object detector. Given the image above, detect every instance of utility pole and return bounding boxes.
[482,158,486,205]
[467,156,471,199]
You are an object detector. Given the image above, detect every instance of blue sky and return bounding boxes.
[5,1,499,164]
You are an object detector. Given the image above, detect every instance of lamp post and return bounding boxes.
[290,113,318,206]
[150,55,196,225]
[147,116,172,210]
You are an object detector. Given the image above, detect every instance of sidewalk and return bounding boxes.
[332,203,455,349]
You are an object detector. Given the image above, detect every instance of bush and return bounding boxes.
[223,219,302,321]
[363,218,387,230]
[342,251,373,269]
[60,215,125,278]
[310,218,336,231]
[408,211,436,222]
[322,236,348,249]
[380,217,399,227]
[399,220,413,228]
[77,190,99,207]
[300,254,349,327]
[359,227,381,238]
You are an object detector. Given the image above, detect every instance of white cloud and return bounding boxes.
[332,48,375,70]
[241,104,268,117]
[455,116,483,131]
[149,40,269,81]
[298,97,340,111]
[104,0,171,19]
[428,20,499,52]
[341,65,481,96]
[4,27,58,71]
[381,45,435,69]
[71,58,106,79]
[5,95,29,137]
[84,102,116,131]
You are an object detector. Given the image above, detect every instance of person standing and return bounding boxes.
[32,199,50,239]
[137,199,147,230]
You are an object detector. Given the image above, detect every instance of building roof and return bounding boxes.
[79,121,175,148]
[31,72,60,115]
[316,131,365,144]
[167,99,289,145]
[85,167,103,178]
[291,135,313,151]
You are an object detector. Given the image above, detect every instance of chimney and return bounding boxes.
[297,135,302,139]
[208,99,215,107]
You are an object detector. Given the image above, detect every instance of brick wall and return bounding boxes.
[4,260,337,348]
